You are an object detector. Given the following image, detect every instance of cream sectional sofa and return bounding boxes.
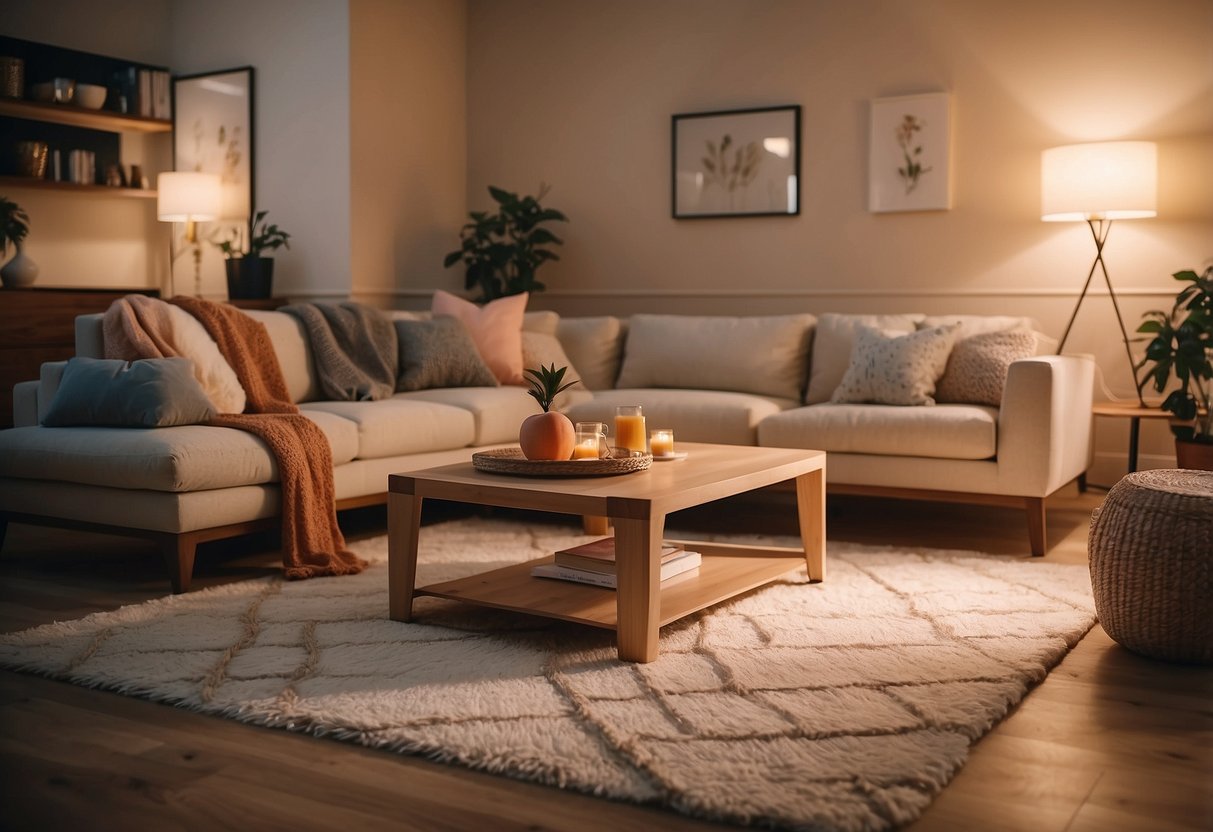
[0,307,1094,592]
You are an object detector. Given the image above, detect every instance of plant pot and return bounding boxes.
[1,242,38,288]
[225,257,274,300]
[1175,438,1213,471]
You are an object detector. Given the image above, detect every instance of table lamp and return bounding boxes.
[157,171,221,297]
[1041,140,1157,405]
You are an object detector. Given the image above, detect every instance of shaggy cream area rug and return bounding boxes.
[0,517,1096,831]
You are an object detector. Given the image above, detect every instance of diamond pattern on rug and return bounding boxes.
[0,516,1095,832]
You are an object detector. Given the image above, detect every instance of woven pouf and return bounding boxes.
[1088,469,1213,664]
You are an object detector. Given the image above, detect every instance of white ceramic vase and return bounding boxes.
[0,243,39,288]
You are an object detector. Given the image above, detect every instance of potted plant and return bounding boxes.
[0,196,37,288]
[443,185,568,303]
[1136,265,1213,469]
[213,210,291,299]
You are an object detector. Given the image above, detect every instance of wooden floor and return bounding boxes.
[1,487,1210,831]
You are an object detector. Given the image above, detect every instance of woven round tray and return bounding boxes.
[472,447,652,477]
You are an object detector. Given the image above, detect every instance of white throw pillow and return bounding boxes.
[830,323,961,406]
[615,314,815,400]
[805,313,924,403]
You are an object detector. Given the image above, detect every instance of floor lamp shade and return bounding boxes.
[1041,141,1157,222]
[157,171,222,222]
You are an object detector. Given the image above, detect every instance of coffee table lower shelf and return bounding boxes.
[414,540,807,630]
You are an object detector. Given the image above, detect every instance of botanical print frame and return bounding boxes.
[868,93,952,213]
[173,66,255,222]
[672,105,800,219]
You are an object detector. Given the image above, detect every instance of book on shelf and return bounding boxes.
[531,550,702,589]
[554,536,681,574]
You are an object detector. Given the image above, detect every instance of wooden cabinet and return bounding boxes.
[0,287,158,428]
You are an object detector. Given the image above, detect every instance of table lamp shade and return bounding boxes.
[1041,141,1157,222]
[157,171,222,222]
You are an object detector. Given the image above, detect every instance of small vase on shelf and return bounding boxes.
[1,243,39,288]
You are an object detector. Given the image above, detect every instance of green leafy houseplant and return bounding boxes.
[1136,266,1213,446]
[444,185,568,303]
[1,196,30,258]
[212,211,292,300]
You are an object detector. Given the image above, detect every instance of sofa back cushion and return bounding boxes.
[806,313,924,404]
[616,314,816,400]
[556,316,625,390]
[242,310,321,403]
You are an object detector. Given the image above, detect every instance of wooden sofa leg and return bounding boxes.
[160,534,198,594]
[1025,497,1046,557]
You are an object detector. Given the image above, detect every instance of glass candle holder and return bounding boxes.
[614,405,646,455]
[649,428,675,457]
[573,422,609,459]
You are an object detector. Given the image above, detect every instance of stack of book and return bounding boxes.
[531,536,701,588]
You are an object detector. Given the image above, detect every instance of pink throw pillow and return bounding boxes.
[431,290,528,385]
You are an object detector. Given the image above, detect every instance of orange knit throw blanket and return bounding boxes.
[105,296,366,579]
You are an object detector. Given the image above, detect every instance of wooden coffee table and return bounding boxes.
[387,442,826,662]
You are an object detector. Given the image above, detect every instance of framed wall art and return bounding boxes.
[672,104,800,219]
[868,92,952,213]
[173,66,255,222]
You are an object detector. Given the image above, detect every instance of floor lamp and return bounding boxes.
[1041,141,1157,406]
[157,171,221,298]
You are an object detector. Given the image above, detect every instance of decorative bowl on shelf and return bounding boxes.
[32,78,75,104]
[74,83,106,109]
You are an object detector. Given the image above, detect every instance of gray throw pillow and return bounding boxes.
[42,357,216,428]
[831,324,960,406]
[395,317,499,391]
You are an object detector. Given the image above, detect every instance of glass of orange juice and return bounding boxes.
[614,405,646,456]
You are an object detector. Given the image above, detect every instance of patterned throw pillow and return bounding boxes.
[935,329,1038,406]
[395,318,499,392]
[831,324,961,406]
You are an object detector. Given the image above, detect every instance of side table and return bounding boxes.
[1090,401,1171,487]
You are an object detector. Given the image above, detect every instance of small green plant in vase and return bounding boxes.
[1136,265,1213,468]
[519,364,577,460]
[213,210,291,300]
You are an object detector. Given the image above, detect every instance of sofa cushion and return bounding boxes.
[241,310,320,404]
[557,316,624,390]
[564,388,799,446]
[395,317,499,391]
[616,314,815,400]
[43,357,215,428]
[918,314,1037,338]
[936,329,1038,406]
[300,399,475,458]
[0,409,359,492]
[432,290,528,385]
[758,403,998,459]
[393,386,582,445]
[831,324,960,406]
[806,313,924,404]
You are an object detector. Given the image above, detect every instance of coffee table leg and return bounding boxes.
[388,491,423,622]
[613,513,664,662]
[796,467,826,582]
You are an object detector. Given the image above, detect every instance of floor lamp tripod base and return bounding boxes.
[1055,218,1145,407]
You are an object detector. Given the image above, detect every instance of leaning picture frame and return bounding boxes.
[172,66,255,222]
[868,92,952,213]
[672,105,800,219]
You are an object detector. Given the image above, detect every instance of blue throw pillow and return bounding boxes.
[42,357,215,428]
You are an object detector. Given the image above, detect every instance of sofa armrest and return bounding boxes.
[997,355,1095,494]
[12,380,39,427]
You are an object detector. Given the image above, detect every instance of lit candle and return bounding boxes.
[572,438,599,459]
[650,429,674,457]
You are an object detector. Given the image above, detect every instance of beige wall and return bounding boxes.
[169,0,351,301]
[349,0,467,307]
[0,0,174,291]
[465,0,1213,480]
